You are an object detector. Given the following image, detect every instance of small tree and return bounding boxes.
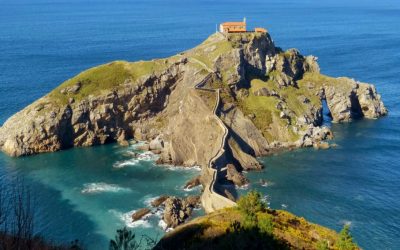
[237,190,266,229]
[237,190,266,216]
[109,227,138,250]
[337,225,357,250]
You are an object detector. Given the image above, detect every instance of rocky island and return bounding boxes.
[0,30,386,248]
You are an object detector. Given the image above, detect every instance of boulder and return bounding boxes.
[131,208,151,222]
[151,195,170,207]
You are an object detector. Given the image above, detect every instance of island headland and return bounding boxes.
[0,24,387,247]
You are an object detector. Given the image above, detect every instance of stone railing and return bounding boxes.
[194,73,236,213]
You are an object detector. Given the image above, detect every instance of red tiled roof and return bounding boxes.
[221,22,246,26]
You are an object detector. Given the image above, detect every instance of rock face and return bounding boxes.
[225,164,249,187]
[0,32,387,207]
[322,78,387,122]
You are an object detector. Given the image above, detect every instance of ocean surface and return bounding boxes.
[0,0,399,249]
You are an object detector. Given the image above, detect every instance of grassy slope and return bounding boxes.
[47,59,175,105]
[157,207,346,250]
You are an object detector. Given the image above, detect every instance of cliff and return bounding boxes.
[0,32,387,208]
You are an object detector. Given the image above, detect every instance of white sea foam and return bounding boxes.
[137,151,156,161]
[261,195,270,206]
[122,151,138,157]
[110,209,152,228]
[81,183,132,194]
[237,183,250,190]
[158,219,173,232]
[144,196,158,207]
[183,185,201,192]
[130,141,147,150]
[113,159,139,168]
[260,181,274,187]
[340,220,352,226]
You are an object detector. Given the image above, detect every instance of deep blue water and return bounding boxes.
[0,0,399,249]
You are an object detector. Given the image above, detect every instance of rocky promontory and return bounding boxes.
[0,32,387,209]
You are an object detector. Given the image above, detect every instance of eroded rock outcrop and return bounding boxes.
[163,196,200,228]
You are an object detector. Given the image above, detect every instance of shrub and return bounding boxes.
[257,213,274,235]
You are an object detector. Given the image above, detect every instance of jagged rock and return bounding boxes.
[184,175,201,189]
[163,196,198,228]
[184,195,201,208]
[226,164,249,187]
[131,208,151,221]
[149,136,164,150]
[322,78,387,122]
[151,195,170,207]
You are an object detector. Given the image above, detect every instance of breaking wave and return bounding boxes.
[163,165,201,172]
[113,159,139,168]
[81,183,132,194]
[109,209,152,228]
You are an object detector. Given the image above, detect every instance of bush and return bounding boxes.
[257,213,274,235]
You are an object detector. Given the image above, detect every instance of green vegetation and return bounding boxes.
[317,240,330,250]
[190,39,233,69]
[337,225,358,250]
[48,59,173,105]
[157,191,360,249]
[109,227,157,250]
[109,227,138,250]
[236,190,274,235]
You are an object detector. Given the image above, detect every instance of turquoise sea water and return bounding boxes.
[0,0,399,249]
